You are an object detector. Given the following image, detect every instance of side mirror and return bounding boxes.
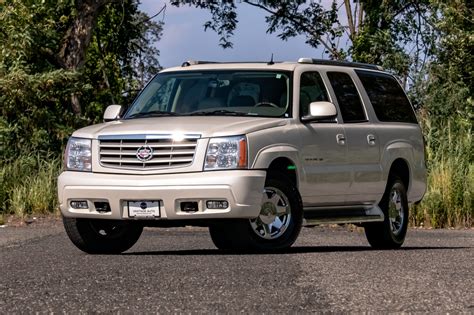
[103,105,122,122]
[301,101,337,122]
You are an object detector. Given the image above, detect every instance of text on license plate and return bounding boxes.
[128,201,160,218]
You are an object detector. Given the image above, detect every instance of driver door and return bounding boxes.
[297,71,350,206]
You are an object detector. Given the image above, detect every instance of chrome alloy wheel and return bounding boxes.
[250,187,292,240]
[388,187,405,236]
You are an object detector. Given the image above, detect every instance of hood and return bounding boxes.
[72,116,288,139]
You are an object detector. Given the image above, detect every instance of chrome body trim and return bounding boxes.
[303,216,383,225]
[303,205,384,226]
[98,134,202,140]
[98,134,200,170]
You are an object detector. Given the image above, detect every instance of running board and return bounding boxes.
[303,205,384,226]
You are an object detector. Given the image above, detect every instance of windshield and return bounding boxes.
[125,70,292,119]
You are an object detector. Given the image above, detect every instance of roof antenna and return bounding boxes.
[267,53,274,65]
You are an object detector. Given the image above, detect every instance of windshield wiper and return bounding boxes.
[126,110,181,119]
[189,109,250,116]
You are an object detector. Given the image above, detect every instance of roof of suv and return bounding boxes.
[161,58,384,73]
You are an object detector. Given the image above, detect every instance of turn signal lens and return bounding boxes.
[206,200,229,209]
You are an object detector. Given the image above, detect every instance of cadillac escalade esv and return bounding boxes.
[58,58,426,253]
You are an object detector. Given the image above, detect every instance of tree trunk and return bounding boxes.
[58,0,111,115]
[344,0,356,40]
[70,94,82,115]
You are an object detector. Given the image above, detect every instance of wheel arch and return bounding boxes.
[381,141,416,197]
[267,157,298,188]
[251,145,300,189]
[388,158,410,191]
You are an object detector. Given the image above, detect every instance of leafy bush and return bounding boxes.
[0,69,87,161]
[409,1,473,228]
[0,1,161,218]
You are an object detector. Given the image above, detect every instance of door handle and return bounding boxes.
[367,134,376,146]
[336,134,346,145]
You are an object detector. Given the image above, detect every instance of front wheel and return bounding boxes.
[209,173,303,251]
[364,178,409,249]
[63,217,143,254]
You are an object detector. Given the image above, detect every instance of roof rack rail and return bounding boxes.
[181,60,220,67]
[181,60,283,67]
[297,58,383,71]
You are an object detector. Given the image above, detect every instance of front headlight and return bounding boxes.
[204,136,247,170]
[64,137,92,172]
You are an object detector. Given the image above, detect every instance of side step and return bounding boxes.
[303,205,384,226]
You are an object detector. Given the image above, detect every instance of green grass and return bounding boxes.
[412,159,473,228]
[0,154,61,217]
[411,117,473,228]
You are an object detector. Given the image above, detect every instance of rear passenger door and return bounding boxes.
[326,71,382,205]
[355,70,422,199]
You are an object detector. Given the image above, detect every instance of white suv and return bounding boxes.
[58,58,427,253]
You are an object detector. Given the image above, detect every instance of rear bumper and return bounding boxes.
[58,170,266,220]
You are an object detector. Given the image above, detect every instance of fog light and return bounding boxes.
[206,200,229,209]
[70,200,88,209]
[94,202,111,213]
[181,201,199,212]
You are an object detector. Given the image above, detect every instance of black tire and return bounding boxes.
[209,172,303,252]
[63,217,143,254]
[209,221,247,250]
[365,177,409,249]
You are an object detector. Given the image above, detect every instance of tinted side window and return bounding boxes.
[356,70,417,123]
[299,72,329,116]
[327,72,367,123]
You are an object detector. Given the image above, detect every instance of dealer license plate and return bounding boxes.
[128,201,160,218]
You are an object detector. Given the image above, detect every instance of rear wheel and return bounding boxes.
[365,177,409,249]
[63,217,143,254]
[209,173,303,251]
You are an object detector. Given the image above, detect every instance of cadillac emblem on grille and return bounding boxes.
[136,145,153,162]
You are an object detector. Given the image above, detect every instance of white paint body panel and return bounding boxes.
[59,170,266,219]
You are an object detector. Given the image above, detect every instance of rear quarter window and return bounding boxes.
[355,70,417,124]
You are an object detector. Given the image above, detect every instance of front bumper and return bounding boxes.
[58,170,266,220]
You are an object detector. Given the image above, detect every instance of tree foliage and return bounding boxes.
[171,1,237,49]
[352,1,435,82]
[0,0,162,161]
[177,0,436,84]
[419,0,472,168]
[422,1,473,125]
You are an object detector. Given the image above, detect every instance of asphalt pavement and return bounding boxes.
[0,221,473,313]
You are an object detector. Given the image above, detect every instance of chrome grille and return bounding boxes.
[98,135,199,170]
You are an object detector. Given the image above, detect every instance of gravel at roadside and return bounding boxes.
[0,215,64,248]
